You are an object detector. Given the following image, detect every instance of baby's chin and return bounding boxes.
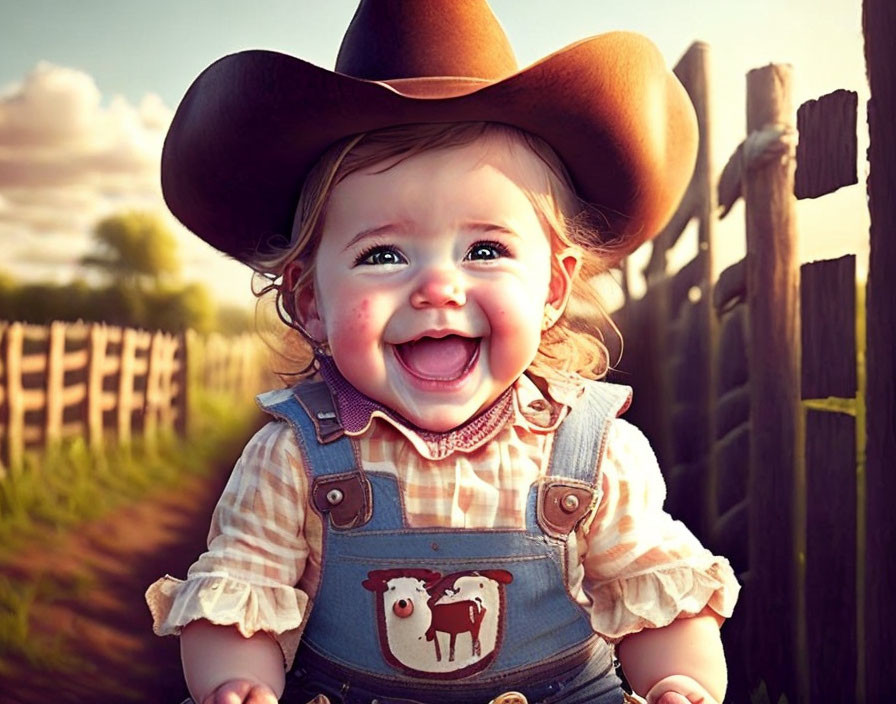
[391,401,482,433]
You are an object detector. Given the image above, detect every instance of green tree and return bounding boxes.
[81,211,179,291]
[146,283,217,334]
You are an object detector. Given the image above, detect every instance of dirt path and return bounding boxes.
[0,462,233,704]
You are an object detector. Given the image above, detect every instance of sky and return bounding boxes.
[0,0,870,309]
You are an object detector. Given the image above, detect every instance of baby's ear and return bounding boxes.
[284,261,326,341]
[546,246,582,313]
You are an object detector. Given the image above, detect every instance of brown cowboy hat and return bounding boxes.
[162,0,697,264]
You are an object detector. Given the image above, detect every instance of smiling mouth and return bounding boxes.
[393,335,480,381]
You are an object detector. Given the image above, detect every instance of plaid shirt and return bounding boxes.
[147,372,739,667]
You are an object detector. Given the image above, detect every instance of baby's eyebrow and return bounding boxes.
[464,221,521,239]
[342,222,412,251]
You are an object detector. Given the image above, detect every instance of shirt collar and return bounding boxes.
[317,356,585,460]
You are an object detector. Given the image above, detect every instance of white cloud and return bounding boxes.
[0,62,253,306]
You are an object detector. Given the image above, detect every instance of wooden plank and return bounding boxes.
[61,382,87,407]
[644,183,699,277]
[805,409,856,702]
[143,330,164,438]
[158,334,176,430]
[712,498,749,574]
[717,305,748,392]
[863,1,896,699]
[176,331,193,435]
[21,325,49,342]
[743,63,800,703]
[117,328,136,443]
[101,390,118,412]
[712,258,747,316]
[715,423,750,516]
[23,425,42,443]
[86,324,107,449]
[64,324,90,342]
[668,255,704,318]
[44,321,66,445]
[62,348,90,370]
[800,256,857,399]
[61,420,86,438]
[795,89,858,199]
[716,385,750,440]
[21,388,47,410]
[19,354,48,375]
[3,323,25,470]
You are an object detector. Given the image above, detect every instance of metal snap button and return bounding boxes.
[325,488,344,506]
[561,493,580,512]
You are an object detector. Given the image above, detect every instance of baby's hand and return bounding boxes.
[645,674,720,704]
[654,693,701,704]
[201,678,279,704]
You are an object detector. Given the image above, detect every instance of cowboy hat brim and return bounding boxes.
[162,31,697,263]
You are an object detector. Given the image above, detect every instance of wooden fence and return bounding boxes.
[0,322,267,473]
[611,34,890,703]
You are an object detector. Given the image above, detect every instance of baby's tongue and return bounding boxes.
[397,335,478,379]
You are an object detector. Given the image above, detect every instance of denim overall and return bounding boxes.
[257,378,632,704]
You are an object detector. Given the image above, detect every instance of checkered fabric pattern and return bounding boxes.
[146,374,739,667]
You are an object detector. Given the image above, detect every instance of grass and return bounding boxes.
[0,391,256,549]
[0,390,259,670]
[0,573,90,672]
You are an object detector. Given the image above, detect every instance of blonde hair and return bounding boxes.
[250,122,620,381]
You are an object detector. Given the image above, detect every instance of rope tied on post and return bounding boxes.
[718,123,798,218]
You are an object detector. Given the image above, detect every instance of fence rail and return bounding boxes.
[0,321,266,472]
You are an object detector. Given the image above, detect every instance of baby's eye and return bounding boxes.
[465,240,511,261]
[355,245,406,267]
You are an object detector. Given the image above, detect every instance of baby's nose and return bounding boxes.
[410,270,466,308]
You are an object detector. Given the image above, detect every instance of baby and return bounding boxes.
[147,3,739,704]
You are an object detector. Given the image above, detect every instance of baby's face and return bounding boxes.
[306,134,567,432]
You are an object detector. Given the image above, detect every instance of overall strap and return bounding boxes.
[256,382,372,529]
[549,380,632,483]
[536,380,632,539]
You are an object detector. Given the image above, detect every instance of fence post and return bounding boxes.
[144,330,164,440]
[117,327,136,443]
[743,63,800,703]
[86,324,107,449]
[174,331,189,436]
[44,321,66,446]
[862,0,896,698]
[680,41,717,537]
[3,323,24,472]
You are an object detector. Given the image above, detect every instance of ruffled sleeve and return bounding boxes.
[580,418,740,642]
[145,421,313,667]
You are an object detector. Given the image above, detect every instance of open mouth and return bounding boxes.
[393,335,480,382]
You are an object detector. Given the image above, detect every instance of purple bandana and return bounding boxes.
[317,355,515,458]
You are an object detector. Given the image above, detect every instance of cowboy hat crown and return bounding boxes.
[335,0,517,81]
[161,0,697,263]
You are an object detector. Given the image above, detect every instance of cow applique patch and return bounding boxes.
[362,568,513,677]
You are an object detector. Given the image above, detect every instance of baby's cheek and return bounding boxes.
[329,299,381,365]
[489,305,542,379]
[353,298,371,324]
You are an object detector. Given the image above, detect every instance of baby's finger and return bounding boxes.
[646,675,716,704]
[203,679,254,704]
[655,692,697,704]
[245,683,279,704]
